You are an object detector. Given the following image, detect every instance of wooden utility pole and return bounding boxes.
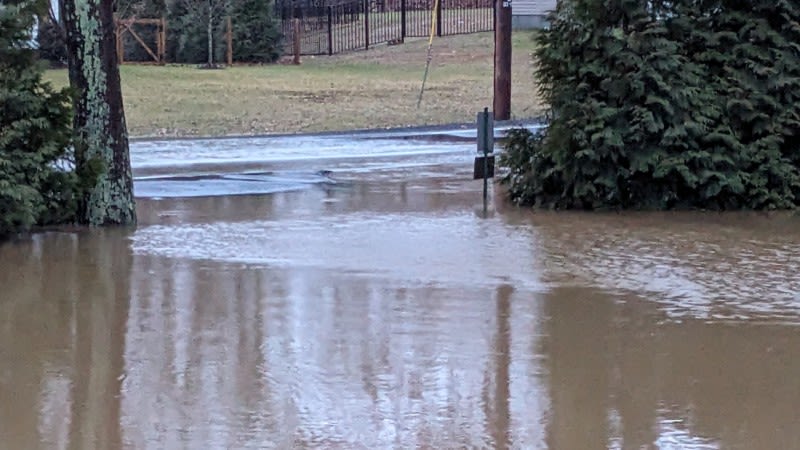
[493,0,512,120]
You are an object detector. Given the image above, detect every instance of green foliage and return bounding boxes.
[165,0,222,64]
[1,1,76,238]
[230,0,282,63]
[164,0,283,64]
[3,0,67,67]
[110,0,283,64]
[501,0,800,210]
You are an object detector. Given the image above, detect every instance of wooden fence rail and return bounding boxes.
[115,17,167,64]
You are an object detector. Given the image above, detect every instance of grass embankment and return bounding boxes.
[44,31,542,138]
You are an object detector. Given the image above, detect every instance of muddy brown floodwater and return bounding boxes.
[1,131,799,449]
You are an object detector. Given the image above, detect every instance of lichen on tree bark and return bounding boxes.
[61,0,136,226]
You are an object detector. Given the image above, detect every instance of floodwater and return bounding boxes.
[1,128,800,449]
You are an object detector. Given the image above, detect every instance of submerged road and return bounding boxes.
[131,124,538,198]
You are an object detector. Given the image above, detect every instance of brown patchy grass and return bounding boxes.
[44,31,542,138]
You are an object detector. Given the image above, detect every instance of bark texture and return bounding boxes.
[61,0,137,226]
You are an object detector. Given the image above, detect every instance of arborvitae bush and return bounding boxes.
[500,0,800,210]
[1,2,76,238]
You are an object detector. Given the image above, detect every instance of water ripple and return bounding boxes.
[529,213,800,323]
[130,212,547,293]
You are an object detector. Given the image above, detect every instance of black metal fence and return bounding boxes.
[278,0,494,56]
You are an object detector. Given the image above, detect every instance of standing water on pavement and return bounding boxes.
[1,129,799,449]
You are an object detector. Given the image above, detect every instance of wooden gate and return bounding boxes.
[115,18,166,64]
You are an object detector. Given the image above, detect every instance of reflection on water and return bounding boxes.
[517,212,800,323]
[1,135,800,449]
[0,232,129,449]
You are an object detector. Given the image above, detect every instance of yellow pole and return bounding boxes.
[416,0,440,108]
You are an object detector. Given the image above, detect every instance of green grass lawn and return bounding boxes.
[44,31,542,138]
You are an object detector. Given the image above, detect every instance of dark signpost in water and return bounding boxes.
[474,107,495,215]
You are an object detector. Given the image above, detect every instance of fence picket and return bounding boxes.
[278,0,493,56]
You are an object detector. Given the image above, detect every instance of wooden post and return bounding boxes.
[292,18,301,64]
[156,20,163,63]
[226,16,233,66]
[400,0,406,41]
[364,0,370,49]
[327,6,334,55]
[435,0,443,37]
[493,0,511,120]
[115,21,124,64]
[160,18,166,63]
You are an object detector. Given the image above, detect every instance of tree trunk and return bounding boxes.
[207,15,214,67]
[60,0,137,226]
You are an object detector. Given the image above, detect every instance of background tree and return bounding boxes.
[60,0,137,225]
[500,0,800,210]
[0,0,76,239]
[180,0,231,67]
[35,1,68,67]
[230,0,282,63]
[109,0,283,64]
[165,0,222,63]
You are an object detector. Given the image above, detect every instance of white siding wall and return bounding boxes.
[513,0,556,16]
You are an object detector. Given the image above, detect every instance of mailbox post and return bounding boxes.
[474,107,495,216]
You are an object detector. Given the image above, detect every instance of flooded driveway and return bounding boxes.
[1,128,799,449]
